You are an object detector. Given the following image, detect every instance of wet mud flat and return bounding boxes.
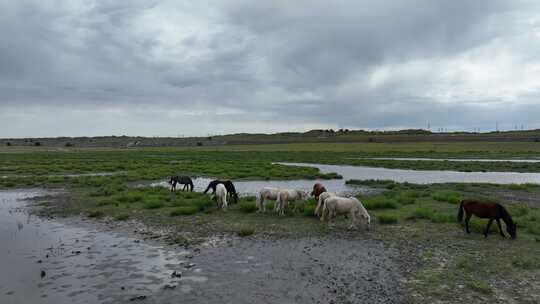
[0,189,408,304]
[151,237,406,304]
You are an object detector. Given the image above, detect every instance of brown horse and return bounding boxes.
[457,199,516,239]
[311,183,327,200]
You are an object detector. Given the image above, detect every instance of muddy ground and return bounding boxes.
[5,187,539,304]
[1,190,411,304]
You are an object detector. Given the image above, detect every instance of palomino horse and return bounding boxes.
[321,196,370,230]
[204,180,238,204]
[457,199,517,239]
[311,183,327,200]
[168,176,194,192]
[257,187,281,212]
[275,189,308,216]
[314,191,337,217]
[214,183,228,210]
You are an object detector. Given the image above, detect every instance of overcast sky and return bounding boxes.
[1,1,540,137]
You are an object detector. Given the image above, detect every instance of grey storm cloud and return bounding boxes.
[1,0,540,137]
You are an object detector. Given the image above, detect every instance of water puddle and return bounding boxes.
[348,157,540,163]
[0,189,201,303]
[142,162,540,196]
[277,162,540,184]
[141,176,378,197]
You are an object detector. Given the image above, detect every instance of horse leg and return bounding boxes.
[348,211,357,230]
[465,213,472,234]
[484,219,493,238]
[496,219,506,238]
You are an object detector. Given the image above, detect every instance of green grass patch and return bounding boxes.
[113,213,130,221]
[87,210,104,218]
[170,206,199,216]
[362,197,398,210]
[431,190,462,204]
[378,214,398,224]
[237,225,256,237]
[466,280,493,295]
[238,201,258,213]
[142,200,165,209]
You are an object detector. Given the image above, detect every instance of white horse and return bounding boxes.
[214,183,228,210]
[314,191,337,217]
[275,189,308,216]
[256,187,280,212]
[321,196,370,230]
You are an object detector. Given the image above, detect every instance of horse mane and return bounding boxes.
[498,204,514,226]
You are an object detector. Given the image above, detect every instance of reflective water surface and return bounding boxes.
[0,189,198,304]
[276,162,540,185]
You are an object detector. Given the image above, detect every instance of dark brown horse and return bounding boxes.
[457,199,516,239]
[311,183,327,200]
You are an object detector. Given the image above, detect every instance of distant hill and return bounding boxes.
[2,129,540,148]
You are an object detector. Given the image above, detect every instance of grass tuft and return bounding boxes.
[170,206,199,216]
[378,214,398,224]
[237,225,256,237]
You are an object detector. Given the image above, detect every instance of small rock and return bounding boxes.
[37,260,42,264]
[163,284,177,290]
[129,295,146,301]
[171,271,182,278]
[40,270,46,278]
[121,286,125,290]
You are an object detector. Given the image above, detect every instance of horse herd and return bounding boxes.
[169,176,518,238]
[169,176,371,230]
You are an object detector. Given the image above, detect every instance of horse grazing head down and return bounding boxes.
[499,204,517,239]
[507,223,517,239]
[311,183,327,199]
[168,176,176,184]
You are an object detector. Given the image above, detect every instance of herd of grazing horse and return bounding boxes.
[169,176,518,238]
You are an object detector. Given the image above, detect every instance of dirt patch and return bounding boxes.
[21,190,412,304]
[152,236,407,304]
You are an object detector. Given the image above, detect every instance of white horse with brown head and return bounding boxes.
[314,191,337,217]
[321,196,370,230]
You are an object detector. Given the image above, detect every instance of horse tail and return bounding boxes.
[457,200,465,222]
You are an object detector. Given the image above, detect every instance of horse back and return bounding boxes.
[462,199,500,219]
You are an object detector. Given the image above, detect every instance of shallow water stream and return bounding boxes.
[0,189,198,303]
[277,162,540,184]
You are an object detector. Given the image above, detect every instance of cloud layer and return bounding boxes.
[1,0,540,137]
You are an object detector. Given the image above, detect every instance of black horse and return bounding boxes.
[169,176,194,192]
[204,180,238,204]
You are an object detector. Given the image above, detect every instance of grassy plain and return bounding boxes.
[2,141,540,302]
